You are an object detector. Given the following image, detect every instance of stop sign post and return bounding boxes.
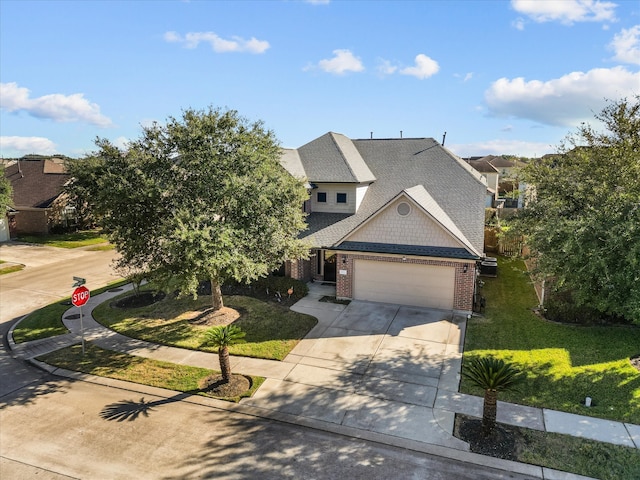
[72,286,90,307]
[71,284,90,354]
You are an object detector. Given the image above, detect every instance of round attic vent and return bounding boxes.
[397,202,411,216]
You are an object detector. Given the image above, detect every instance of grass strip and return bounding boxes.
[18,230,109,249]
[94,292,317,361]
[38,343,264,403]
[12,280,127,343]
[0,264,25,275]
[462,256,640,424]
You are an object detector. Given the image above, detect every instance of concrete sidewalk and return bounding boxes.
[7,282,639,480]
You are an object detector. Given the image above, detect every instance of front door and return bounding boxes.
[323,252,337,283]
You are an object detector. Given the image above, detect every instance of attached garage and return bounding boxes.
[353,259,455,309]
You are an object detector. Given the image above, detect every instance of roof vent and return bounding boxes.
[397,202,411,216]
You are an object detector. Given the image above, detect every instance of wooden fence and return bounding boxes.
[484,227,524,257]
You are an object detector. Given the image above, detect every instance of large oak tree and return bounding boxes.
[77,107,309,310]
[514,97,640,322]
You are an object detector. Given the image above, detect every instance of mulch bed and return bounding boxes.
[188,306,241,327]
[454,414,523,461]
[199,374,251,398]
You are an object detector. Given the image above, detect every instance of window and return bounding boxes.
[317,192,327,203]
[337,193,347,204]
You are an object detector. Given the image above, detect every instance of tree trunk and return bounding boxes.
[218,346,231,383]
[211,276,224,311]
[482,389,498,436]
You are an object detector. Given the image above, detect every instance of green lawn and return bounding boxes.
[461,257,640,424]
[18,230,109,249]
[93,290,317,361]
[12,280,127,343]
[38,343,264,402]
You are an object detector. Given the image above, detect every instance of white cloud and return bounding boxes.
[511,0,617,25]
[454,72,474,82]
[399,54,440,79]
[0,136,57,155]
[113,136,131,150]
[377,59,398,76]
[315,49,364,75]
[512,17,526,30]
[0,82,112,127]
[448,139,556,158]
[164,31,269,54]
[610,25,640,65]
[484,67,640,126]
[305,0,330,4]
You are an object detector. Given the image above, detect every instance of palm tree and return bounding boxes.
[463,356,524,436]
[206,325,246,383]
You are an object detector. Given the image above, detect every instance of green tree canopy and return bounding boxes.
[0,165,12,210]
[80,106,309,310]
[514,97,640,322]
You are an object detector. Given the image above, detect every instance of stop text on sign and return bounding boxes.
[72,286,90,307]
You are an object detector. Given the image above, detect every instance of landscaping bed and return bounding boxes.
[454,414,640,480]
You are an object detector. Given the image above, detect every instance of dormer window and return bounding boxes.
[317,192,327,203]
[337,193,347,204]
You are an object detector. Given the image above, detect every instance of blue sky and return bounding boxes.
[1,0,638,159]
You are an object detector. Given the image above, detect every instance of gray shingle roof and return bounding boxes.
[286,135,486,257]
[297,132,376,183]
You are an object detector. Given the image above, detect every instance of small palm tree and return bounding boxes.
[463,356,524,436]
[205,325,246,383]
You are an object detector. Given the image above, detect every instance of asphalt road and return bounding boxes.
[0,243,537,480]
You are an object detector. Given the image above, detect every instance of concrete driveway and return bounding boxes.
[242,284,468,449]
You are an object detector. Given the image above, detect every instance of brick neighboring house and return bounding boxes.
[280,132,486,313]
[4,158,73,236]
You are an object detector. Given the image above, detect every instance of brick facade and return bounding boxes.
[286,258,312,282]
[335,252,476,313]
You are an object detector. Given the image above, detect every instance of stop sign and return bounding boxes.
[72,286,90,307]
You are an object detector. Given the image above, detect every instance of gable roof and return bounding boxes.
[285,134,487,256]
[296,132,376,183]
[4,159,70,208]
[402,185,481,257]
[467,158,499,174]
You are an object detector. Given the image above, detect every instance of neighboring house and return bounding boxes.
[486,155,526,209]
[4,158,73,235]
[280,132,486,313]
[465,158,499,207]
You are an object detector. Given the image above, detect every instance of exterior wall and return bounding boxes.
[347,197,460,248]
[14,208,50,235]
[336,252,475,313]
[310,183,357,214]
[0,218,9,242]
[286,258,312,282]
[355,185,369,212]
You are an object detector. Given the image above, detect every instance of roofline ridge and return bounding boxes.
[328,132,358,182]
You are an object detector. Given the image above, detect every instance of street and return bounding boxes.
[0,243,537,479]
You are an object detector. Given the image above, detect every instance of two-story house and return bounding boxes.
[280,132,486,313]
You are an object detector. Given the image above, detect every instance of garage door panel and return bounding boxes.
[354,260,455,309]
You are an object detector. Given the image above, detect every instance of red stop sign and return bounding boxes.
[72,286,90,307]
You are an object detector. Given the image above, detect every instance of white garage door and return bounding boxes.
[353,260,455,309]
